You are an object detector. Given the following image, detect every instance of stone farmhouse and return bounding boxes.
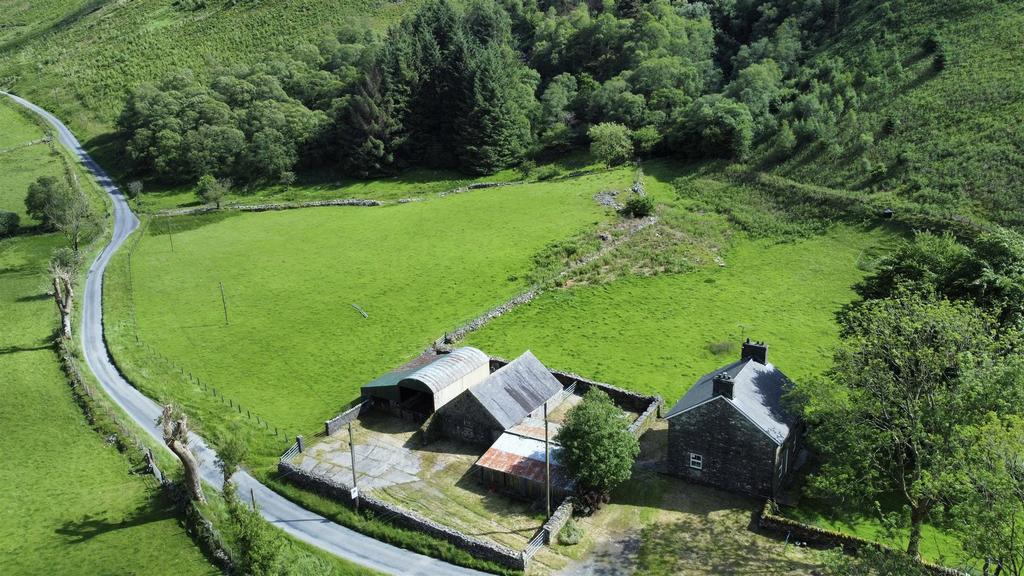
[664,340,803,498]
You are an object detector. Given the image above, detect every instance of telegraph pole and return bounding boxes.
[545,402,551,518]
[349,422,359,511]
[219,282,229,325]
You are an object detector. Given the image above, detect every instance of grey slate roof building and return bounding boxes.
[665,340,803,497]
[438,351,564,446]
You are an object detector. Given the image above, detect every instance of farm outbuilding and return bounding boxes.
[475,431,572,502]
[361,347,490,418]
[437,350,563,445]
[664,340,803,498]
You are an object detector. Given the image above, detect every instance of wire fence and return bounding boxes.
[120,217,295,446]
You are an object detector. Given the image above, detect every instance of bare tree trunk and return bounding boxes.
[52,274,73,339]
[907,504,926,559]
[160,404,206,503]
[168,437,205,503]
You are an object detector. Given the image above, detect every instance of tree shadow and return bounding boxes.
[0,342,51,355]
[16,292,51,302]
[54,490,179,543]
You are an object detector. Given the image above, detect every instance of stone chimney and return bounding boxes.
[741,338,768,365]
[712,372,734,399]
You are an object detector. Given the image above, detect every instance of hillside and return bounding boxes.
[0,0,413,141]
[775,0,1024,226]
[1,0,1019,229]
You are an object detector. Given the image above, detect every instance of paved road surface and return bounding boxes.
[3,92,486,576]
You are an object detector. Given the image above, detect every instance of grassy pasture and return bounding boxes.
[0,98,63,224]
[104,169,628,450]
[466,223,898,402]
[0,233,216,576]
[134,151,605,212]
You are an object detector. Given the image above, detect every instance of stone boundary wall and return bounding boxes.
[277,461,526,570]
[541,500,574,545]
[324,399,374,436]
[628,399,661,438]
[758,501,965,576]
[432,289,540,349]
[156,197,381,216]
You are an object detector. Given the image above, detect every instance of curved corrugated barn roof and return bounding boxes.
[399,347,489,394]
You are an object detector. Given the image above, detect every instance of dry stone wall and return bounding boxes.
[277,460,526,570]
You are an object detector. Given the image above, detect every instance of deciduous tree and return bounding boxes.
[795,293,1008,558]
[588,122,633,166]
[557,388,638,510]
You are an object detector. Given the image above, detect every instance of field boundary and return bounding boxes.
[277,456,528,571]
[432,215,656,351]
[758,500,966,575]
[55,336,234,572]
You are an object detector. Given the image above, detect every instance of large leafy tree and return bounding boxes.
[557,388,638,508]
[856,230,1024,331]
[795,292,1013,558]
[954,413,1024,576]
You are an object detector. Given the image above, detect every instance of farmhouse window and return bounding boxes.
[689,452,703,470]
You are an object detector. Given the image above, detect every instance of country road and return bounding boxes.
[3,92,487,576]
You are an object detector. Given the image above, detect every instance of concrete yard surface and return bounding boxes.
[299,412,573,573]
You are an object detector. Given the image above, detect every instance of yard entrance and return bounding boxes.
[294,411,576,573]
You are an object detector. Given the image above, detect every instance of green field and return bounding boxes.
[104,169,627,448]
[465,224,898,402]
[0,233,216,576]
[0,99,64,224]
[134,153,605,213]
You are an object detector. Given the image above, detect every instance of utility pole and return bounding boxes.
[219,282,229,325]
[349,422,359,511]
[545,402,551,519]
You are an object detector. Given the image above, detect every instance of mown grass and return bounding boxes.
[104,169,627,449]
[0,232,217,576]
[784,501,971,571]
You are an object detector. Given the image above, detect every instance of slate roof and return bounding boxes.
[476,432,571,489]
[397,347,489,394]
[664,359,795,444]
[469,351,563,430]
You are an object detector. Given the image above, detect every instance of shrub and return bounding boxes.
[0,211,19,237]
[535,165,559,181]
[622,194,654,218]
[557,518,583,546]
[588,122,633,167]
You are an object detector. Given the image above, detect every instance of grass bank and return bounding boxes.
[0,232,217,576]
